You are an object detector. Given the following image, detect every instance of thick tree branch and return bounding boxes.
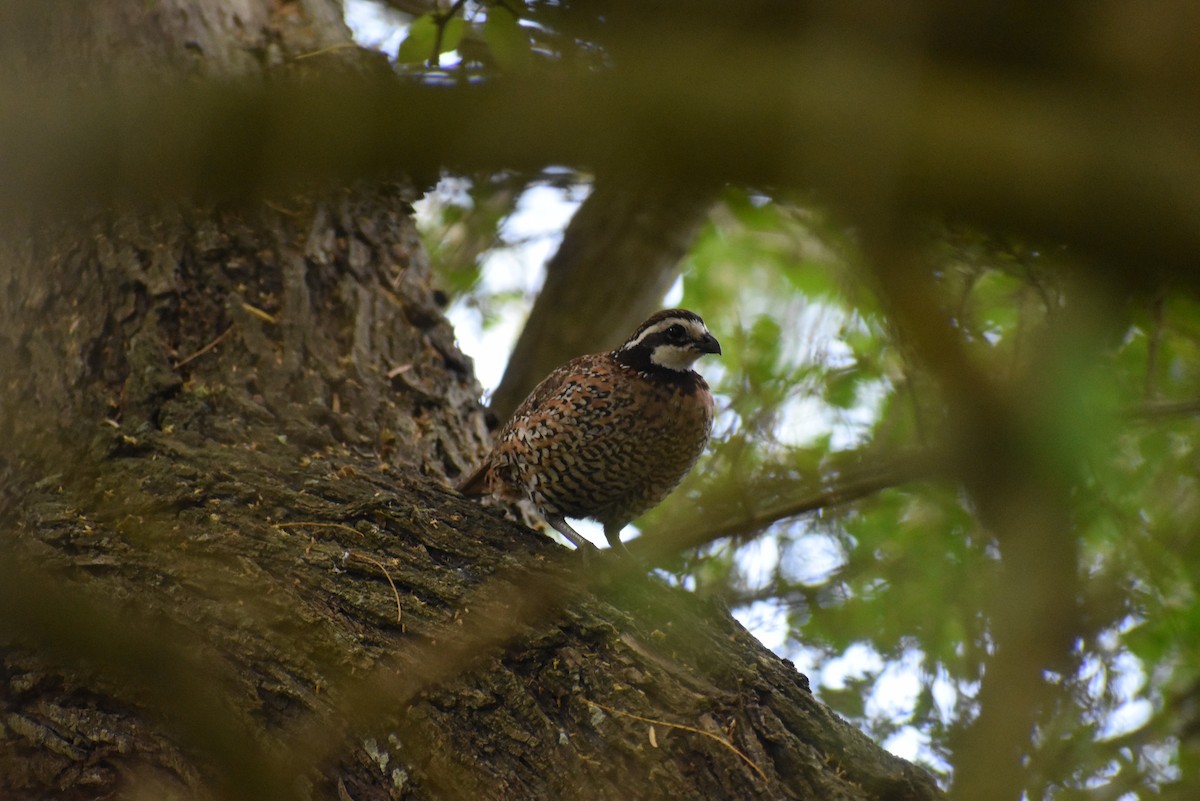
[1,450,945,801]
[636,452,937,562]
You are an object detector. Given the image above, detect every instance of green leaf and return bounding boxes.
[483,7,532,70]
[396,14,438,64]
[824,368,860,409]
[440,18,466,54]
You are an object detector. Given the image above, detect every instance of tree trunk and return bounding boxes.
[0,3,942,800]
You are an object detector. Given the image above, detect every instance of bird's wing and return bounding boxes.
[456,355,603,495]
[506,355,593,421]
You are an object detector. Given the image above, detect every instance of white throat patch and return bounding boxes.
[649,343,704,371]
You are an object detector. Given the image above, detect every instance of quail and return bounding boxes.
[458,309,721,551]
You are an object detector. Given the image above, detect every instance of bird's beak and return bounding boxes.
[698,332,722,356]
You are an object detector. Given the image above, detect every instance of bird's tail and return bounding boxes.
[456,461,492,496]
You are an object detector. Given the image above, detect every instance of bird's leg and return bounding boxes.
[604,524,637,560]
[546,514,598,552]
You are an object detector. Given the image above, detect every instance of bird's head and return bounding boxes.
[620,309,722,372]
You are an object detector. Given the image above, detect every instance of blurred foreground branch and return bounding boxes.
[2,32,1197,281]
[865,239,1084,801]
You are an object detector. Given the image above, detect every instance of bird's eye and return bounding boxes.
[666,324,686,341]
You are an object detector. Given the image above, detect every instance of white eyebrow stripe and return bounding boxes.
[621,318,708,351]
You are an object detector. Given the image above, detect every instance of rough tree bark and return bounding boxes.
[0,3,943,800]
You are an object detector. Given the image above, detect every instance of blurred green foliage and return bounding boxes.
[677,193,1199,797]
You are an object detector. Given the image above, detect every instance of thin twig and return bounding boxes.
[1126,398,1200,421]
[1144,294,1164,400]
[263,199,304,217]
[174,325,234,369]
[240,303,278,324]
[273,522,364,538]
[348,551,403,627]
[292,42,358,62]
[429,0,469,68]
[583,699,768,783]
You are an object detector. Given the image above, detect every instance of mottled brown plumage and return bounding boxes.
[459,309,721,551]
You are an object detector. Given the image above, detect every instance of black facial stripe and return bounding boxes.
[623,319,708,351]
